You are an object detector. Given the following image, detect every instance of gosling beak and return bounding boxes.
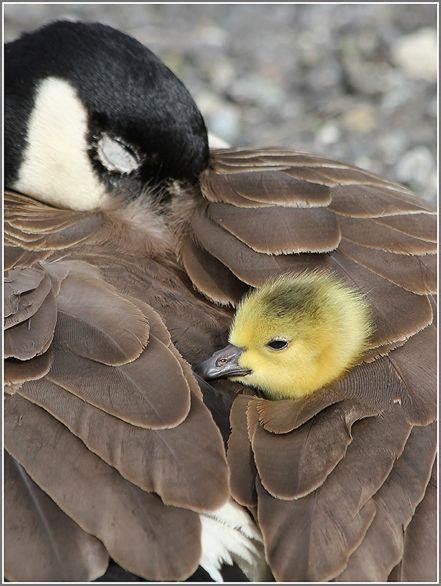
[198,343,252,380]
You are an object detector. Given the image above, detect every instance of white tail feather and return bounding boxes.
[199,500,268,582]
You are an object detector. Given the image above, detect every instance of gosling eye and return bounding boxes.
[266,339,289,351]
[96,133,141,174]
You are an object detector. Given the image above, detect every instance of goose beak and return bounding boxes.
[198,343,252,380]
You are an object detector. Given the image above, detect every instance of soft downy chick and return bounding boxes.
[199,271,373,399]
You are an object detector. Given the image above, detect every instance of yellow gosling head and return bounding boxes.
[199,272,373,400]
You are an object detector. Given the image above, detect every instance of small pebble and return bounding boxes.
[392,28,437,82]
[396,146,436,199]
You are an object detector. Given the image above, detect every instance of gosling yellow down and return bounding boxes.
[199,272,372,399]
[234,272,372,398]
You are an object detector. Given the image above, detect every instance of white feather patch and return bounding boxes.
[199,500,267,582]
[14,77,109,211]
[208,133,229,149]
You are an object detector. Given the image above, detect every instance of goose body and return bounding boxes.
[4,21,437,583]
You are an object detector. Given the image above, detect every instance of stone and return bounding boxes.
[392,28,437,81]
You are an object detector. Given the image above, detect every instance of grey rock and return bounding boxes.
[392,28,437,81]
[396,146,437,201]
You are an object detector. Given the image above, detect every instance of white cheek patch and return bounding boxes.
[13,77,109,211]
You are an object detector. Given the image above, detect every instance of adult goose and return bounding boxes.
[4,21,437,583]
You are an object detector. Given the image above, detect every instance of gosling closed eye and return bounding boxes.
[266,339,289,350]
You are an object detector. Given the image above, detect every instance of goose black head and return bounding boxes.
[5,20,209,210]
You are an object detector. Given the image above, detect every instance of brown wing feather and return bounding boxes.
[5,265,46,296]
[388,460,437,582]
[227,395,258,507]
[377,213,437,242]
[4,191,231,582]
[54,271,150,366]
[5,272,52,328]
[383,324,437,426]
[126,295,172,346]
[208,203,341,254]
[5,349,53,386]
[254,388,343,433]
[252,400,375,500]
[5,291,57,360]
[48,336,191,429]
[181,236,248,305]
[4,245,51,270]
[201,168,331,207]
[191,207,331,286]
[330,251,433,347]
[329,184,434,216]
[256,479,377,582]
[208,148,416,194]
[336,423,436,581]
[17,377,228,512]
[5,395,201,582]
[339,215,436,254]
[339,238,436,294]
[4,451,109,582]
[4,191,102,250]
[256,408,411,581]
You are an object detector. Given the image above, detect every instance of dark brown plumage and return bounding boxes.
[4,201,231,579]
[3,21,437,583]
[5,395,203,581]
[388,459,437,582]
[4,146,437,582]
[191,149,436,582]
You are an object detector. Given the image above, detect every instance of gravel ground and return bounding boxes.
[5,3,438,202]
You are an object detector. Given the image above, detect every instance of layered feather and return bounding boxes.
[186,148,437,582]
[4,143,437,583]
[4,191,230,582]
[4,451,109,582]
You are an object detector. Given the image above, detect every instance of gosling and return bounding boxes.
[199,272,372,400]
